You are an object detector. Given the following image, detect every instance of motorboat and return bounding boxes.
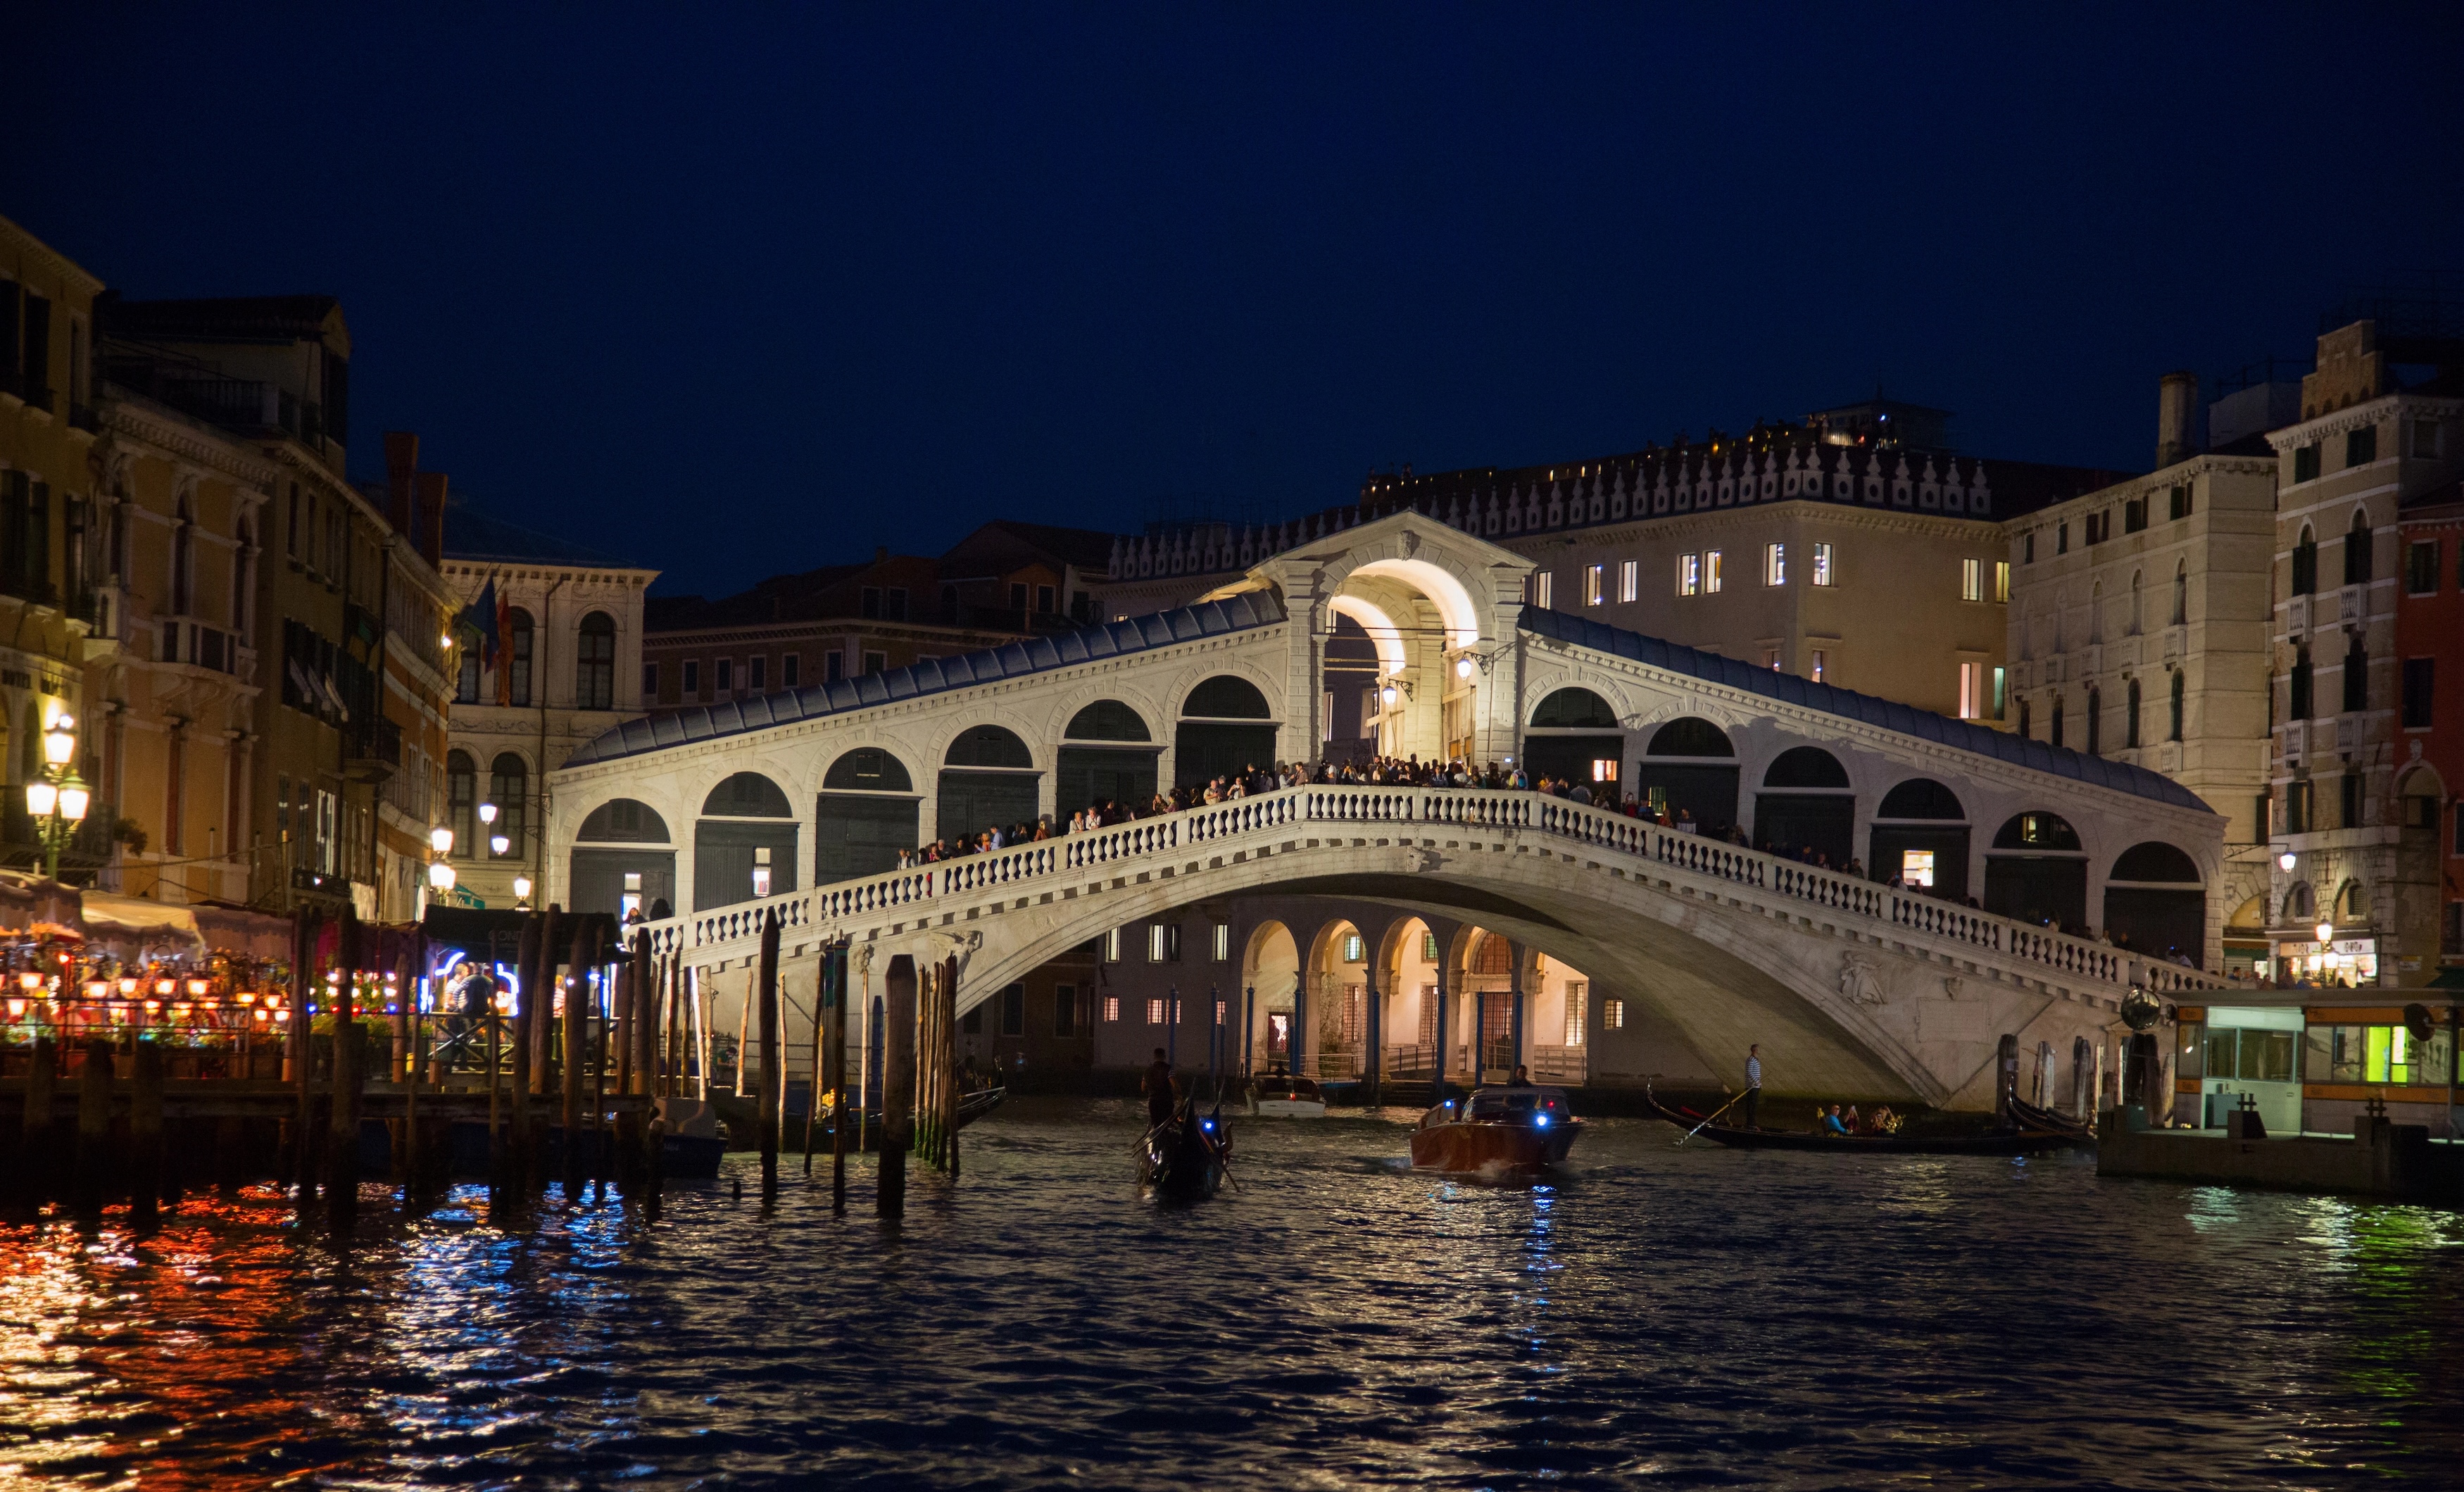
[1247,1072,1327,1117]
[1140,1101,1231,1201]
[1408,1084,1583,1173]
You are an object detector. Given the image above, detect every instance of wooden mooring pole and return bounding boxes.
[289,908,319,1201]
[510,910,546,1195]
[327,905,363,1228]
[129,1041,165,1229]
[563,915,598,1198]
[879,954,915,1217]
[18,1036,56,1208]
[74,1039,113,1216]
[756,908,781,1202]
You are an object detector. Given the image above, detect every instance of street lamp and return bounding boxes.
[491,833,510,856]
[429,860,457,891]
[430,825,455,856]
[479,801,498,827]
[2276,846,2297,872]
[25,713,87,880]
[2315,920,2334,946]
[512,874,533,909]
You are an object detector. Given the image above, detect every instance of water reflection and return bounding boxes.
[1,1105,2461,1487]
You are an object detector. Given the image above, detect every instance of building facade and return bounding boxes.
[2394,480,2462,984]
[440,502,657,913]
[2262,320,2463,989]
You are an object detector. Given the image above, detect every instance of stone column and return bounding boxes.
[1508,941,1528,1078]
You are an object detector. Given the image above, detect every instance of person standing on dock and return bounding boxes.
[1742,1045,1763,1129]
[1144,1048,1175,1129]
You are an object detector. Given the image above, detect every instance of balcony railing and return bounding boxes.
[344,717,402,782]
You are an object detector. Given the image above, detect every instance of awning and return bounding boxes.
[79,891,209,956]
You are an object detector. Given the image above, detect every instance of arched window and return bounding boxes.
[577,798,671,842]
[2282,882,2316,923]
[1530,688,1618,728]
[577,610,616,710]
[170,492,194,616]
[2171,560,2188,626]
[2344,509,2373,587]
[2292,525,2318,595]
[1181,675,1272,719]
[2130,570,2143,635]
[446,750,476,853]
[1993,812,2083,851]
[2169,670,2185,742]
[1063,700,1152,741]
[703,771,793,817]
[1761,746,1849,788]
[1876,779,1963,820]
[2086,687,2102,755]
[824,747,915,792]
[489,753,527,857]
[2112,841,2200,882]
[1645,717,1733,757]
[507,608,535,707]
[944,725,1033,768]
[2125,677,2142,748]
[2342,635,2367,713]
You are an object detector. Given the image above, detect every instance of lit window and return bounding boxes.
[1212,922,1230,962]
[1602,997,1626,1030]
[1678,553,1700,596]
[1103,995,1121,1022]
[1321,692,1333,741]
[1618,558,1638,602]
[1764,543,1787,586]
[1148,924,1167,962]
[1962,558,1983,602]
[1811,542,1834,587]
[1145,998,1166,1025]
[1564,983,1587,1045]
[1704,551,1723,593]
[1421,930,1438,960]
[1102,928,1121,963]
[1534,571,1554,608]
[1811,649,1827,682]
[1765,650,1783,670]
[751,845,773,898]
[1590,758,1616,783]
[1342,933,1364,963]
[1902,848,1936,887]
[1959,661,1985,718]
[1584,564,1605,606]
[1993,665,2007,720]
[1994,560,2011,603]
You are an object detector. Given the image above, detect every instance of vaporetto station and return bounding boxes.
[545,513,2237,1112]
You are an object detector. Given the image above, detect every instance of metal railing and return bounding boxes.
[644,785,2241,996]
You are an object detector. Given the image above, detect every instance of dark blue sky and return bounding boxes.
[13,6,2460,596]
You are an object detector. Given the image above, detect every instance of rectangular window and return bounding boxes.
[1992,665,2007,720]
[1618,558,1638,602]
[748,656,765,691]
[1322,691,1335,741]
[1602,997,1626,1030]
[1104,994,1121,1022]
[1148,924,1167,962]
[1055,985,1078,1036]
[1961,558,1982,602]
[1994,560,2011,603]
[2408,541,2440,595]
[1959,661,1983,719]
[863,651,886,675]
[1010,582,1029,610]
[1811,542,1834,587]
[1564,983,1588,1046]
[1534,570,1554,608]
[1704,551,1723,593]
[1678,553,1700,596]
[1584,563,1604,606]
[2124,496,2148,534]
[2023,532,2037,565]
[2413,419,2444,460]
[825,651,846,683]
[1103,927,1121,962]
[2056,522,2070,555]
[2169,484,2192,520]
[784,653,800,687]
[1810,649,1826,683]
[860,586,883,620]
[1342,932,1364,963]
[2346,424,2377,468]
[1764,649,1783,670]
[642,661,658,698]
[2294,443,2320,482]
[2284,779,2312,835]
[1000,983,1026,1037]
[1212,922,1230,962]
[681,660,699,695]
[715,658,734,692]
[1036,584,1055,614]
[1764,543,1787,586]
[1145,998,1166,1026]
[1902,848,1936,887]
[2403,658,2434,729]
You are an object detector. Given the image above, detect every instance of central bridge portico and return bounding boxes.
[549,513,2235,1110]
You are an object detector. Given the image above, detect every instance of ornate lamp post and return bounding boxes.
[428,825,458,898]
[25,713,89,881]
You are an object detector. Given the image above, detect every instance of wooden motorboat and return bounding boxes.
[1140,1102,1231,1201]
[1409,1085,1583,1173]
[1642,1087,2082,1155]
[1247,1072,1327,1117]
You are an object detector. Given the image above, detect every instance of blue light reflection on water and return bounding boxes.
[3,1100,2463,1488]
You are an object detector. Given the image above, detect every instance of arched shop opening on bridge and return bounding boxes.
[1630,716,1737,834]
[570,797,673,919]
[939,725,1038,842]
[1175,675,1276,788]
[1523,687,1621,791]
[2101,841,2206,964]
[1755,746,1854,865]
[1056,699,1159,817]
[1868,778,1970,898]
[696,771,798,910]
[816,746,919,885]
[1985,810,2087,930]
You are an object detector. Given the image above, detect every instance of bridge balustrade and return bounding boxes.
[637,784,2238,996]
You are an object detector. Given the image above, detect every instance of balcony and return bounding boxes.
[344,716,402,783]
[101,361,325,449]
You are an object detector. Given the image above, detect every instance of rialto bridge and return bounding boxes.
[545,513,2237,1111]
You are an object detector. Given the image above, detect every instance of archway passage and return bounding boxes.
[1176,675,1277,789]
[939,726,1040,841]
[818,748,919,885]
[1631,716,1737,834]
[1755,746,1853,867]
[2103,841,2204,965]
[696,771,798,911]
[571,797,674,919]
[1058,700,1159,815]
[1868,777,1969,898]
[1525,687,1622,789]
[1984,811,2086,929]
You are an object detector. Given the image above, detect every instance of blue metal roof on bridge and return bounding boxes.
[565,591,1288,767]
[1519,607,2211,813]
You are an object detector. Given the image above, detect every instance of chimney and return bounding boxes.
[384,431,420,534]
[2156,371,2198,470]
[415,471,448,566]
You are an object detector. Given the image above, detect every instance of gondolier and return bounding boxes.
[1742,1045,1762,1129]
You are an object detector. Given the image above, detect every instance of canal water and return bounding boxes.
[5,1100,2463,1489]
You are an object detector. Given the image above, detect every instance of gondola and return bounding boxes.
[1139,1101,1231,1201]
[709,1084,1007,1151]
[2006,1091,2096,1141]
[1643,1086,2083,1155]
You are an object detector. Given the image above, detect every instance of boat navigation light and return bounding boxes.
[1533,1113,1550,1127]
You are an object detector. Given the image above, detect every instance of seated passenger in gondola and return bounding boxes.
[1867,1105,1899,1134]
[1820,1103,1851,1136]
[1842,1103,1862,1134]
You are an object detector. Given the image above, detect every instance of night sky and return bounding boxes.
[12,6,2460,597]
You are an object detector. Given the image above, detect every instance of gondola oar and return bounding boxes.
[1676,1089,1747,1146]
